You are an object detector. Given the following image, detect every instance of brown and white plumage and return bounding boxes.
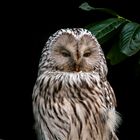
[32,28,120,140]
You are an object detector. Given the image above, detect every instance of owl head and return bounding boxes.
[38,28,108,77]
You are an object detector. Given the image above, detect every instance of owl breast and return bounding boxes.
[33,72,118,140]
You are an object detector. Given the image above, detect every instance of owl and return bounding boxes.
[32,28,121,140]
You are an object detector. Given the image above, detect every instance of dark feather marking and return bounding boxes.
[86,100,92,110]
[70,89,76,98]
[79,100,91,116]
[52,80,62,104]
[71,115,77,126]
[47,110,55,119]
[94,118,99,135]
[53,106,69,125]
[60,97,64,105]
[63,109,69,119]
[44,92,51,109]
[99,95,104,103]
[82,91,94,103]
[86,102,98,135]
[38,105,54,138]
[95,100,101,109]
[33,93,38,104]
[94,103,99,114]
[58,80,62,91]
[41,103,45,115]
[54,122,69,135]
[67,81,72,88]
[88,122,96,140]
[39,77,45,93]
[58,103,63,116]
[54,135,61,140]
[76,90,85,101]
[44,77,51,94]
[71,103,82,139]
[53,105,58,117]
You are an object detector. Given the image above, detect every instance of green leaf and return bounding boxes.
[84,21,102,29]
[119,22,140,56]
[87,18,127,44]
[107,41,128,65]
[79,2,95,11]
[79,2,119,17]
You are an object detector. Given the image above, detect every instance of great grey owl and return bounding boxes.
[32,28,120,140]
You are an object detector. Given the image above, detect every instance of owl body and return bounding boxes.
[33,28,120,140]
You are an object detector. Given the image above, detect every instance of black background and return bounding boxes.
[0,0,140,140]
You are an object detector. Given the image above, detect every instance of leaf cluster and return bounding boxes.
[79,2,140,65]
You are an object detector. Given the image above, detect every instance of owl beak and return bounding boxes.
[75,65,80,72]
[73,54,81,72]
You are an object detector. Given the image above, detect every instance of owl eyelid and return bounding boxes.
[61,50,71,57]
[83,51,91,57]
